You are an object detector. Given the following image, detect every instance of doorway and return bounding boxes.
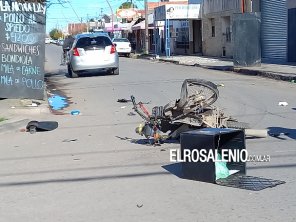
[192,20,202,53]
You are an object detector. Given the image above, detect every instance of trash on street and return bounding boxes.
[71,110,80,115]
[117,99,131,103]
[278,101,288,106]
[26,121,58,134]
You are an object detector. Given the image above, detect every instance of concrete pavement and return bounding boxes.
[0,44,295,221]
[134,54,296,82]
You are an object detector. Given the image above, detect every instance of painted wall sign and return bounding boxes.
[0,0,46,99]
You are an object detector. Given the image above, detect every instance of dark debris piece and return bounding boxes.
[128,112,136,116]
[216,174,285,191]
[62,139,78,142]
[117,99,131,103]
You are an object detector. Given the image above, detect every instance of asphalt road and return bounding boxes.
[0,44,295,222]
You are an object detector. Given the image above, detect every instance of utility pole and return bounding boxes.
[106,0,114,37]
[87,14,89,32]
[144,0,149,54]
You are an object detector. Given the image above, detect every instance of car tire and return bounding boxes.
[68,65,78,78]
[112,68,119,75]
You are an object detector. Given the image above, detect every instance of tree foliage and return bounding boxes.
[119,1,137,9]
[49,28,63,40]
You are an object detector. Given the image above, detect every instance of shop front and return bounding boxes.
[154,4,201,57]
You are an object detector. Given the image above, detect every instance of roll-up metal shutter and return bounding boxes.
[261,0,288,62]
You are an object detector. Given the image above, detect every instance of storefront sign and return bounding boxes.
[154,4,201,21]
[116,8,137,19]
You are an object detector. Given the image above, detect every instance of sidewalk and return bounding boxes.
[141,54,296,82]
[0,98,50,134]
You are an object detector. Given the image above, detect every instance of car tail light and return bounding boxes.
[110,44,116,54]
[73,48,80,56]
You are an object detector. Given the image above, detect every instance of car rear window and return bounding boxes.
[113,38,129,42]
[75,36,112,49]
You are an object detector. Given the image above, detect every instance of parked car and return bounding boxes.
[45,37,51,44]
[67,33,119,78]
[112,38,132,57]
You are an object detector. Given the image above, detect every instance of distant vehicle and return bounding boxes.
[57,39,64,46]
[67,32,119,78]
[112,38,132,57]
[92,29,105,33]
[45,38,51,44]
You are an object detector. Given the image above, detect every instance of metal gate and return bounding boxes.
[261,0,288,62]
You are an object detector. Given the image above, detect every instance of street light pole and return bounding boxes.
[106,0,114,36]
[144,0,149,54]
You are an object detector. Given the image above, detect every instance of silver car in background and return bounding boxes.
[67,33,119,78]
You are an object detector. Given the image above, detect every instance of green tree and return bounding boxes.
[119,1,137,9]
[49,28,63,40]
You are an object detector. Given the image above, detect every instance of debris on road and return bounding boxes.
[128,112,136,116]
[71,110,80,115]
[62,139,78,142]
[136,204,143,208]
[117,98,131,103]
[217,83,225,87]
[121,106,126,109]
[26,102,39,107]
[278,101,288,106]
[26,121,59,134]
[131,79,260,144]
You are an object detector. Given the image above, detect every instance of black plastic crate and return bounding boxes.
[180,128,246,183]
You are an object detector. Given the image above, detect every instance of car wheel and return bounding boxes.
[113,68,119,75]
[68,65,78,78]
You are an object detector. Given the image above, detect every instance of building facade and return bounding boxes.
[288,0,296,62]
[260,0,288,62]
[201,0,252,58]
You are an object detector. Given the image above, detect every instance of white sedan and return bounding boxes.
[112,38,132,57]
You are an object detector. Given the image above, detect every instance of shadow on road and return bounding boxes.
[115,136,179,146]
[0,171,170,187]
[205,65,233,72]
[0,161,167,178]
[162,163,183,179]
[248,163,296,170]
[267,127,296,140]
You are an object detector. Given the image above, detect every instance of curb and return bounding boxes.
[156,58,296,82]
[0,119,30,134]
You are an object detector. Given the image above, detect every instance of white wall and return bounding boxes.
[203,0,241,14]
[287,0,296,9]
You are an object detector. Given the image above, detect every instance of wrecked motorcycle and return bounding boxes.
[131,79,266,144]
